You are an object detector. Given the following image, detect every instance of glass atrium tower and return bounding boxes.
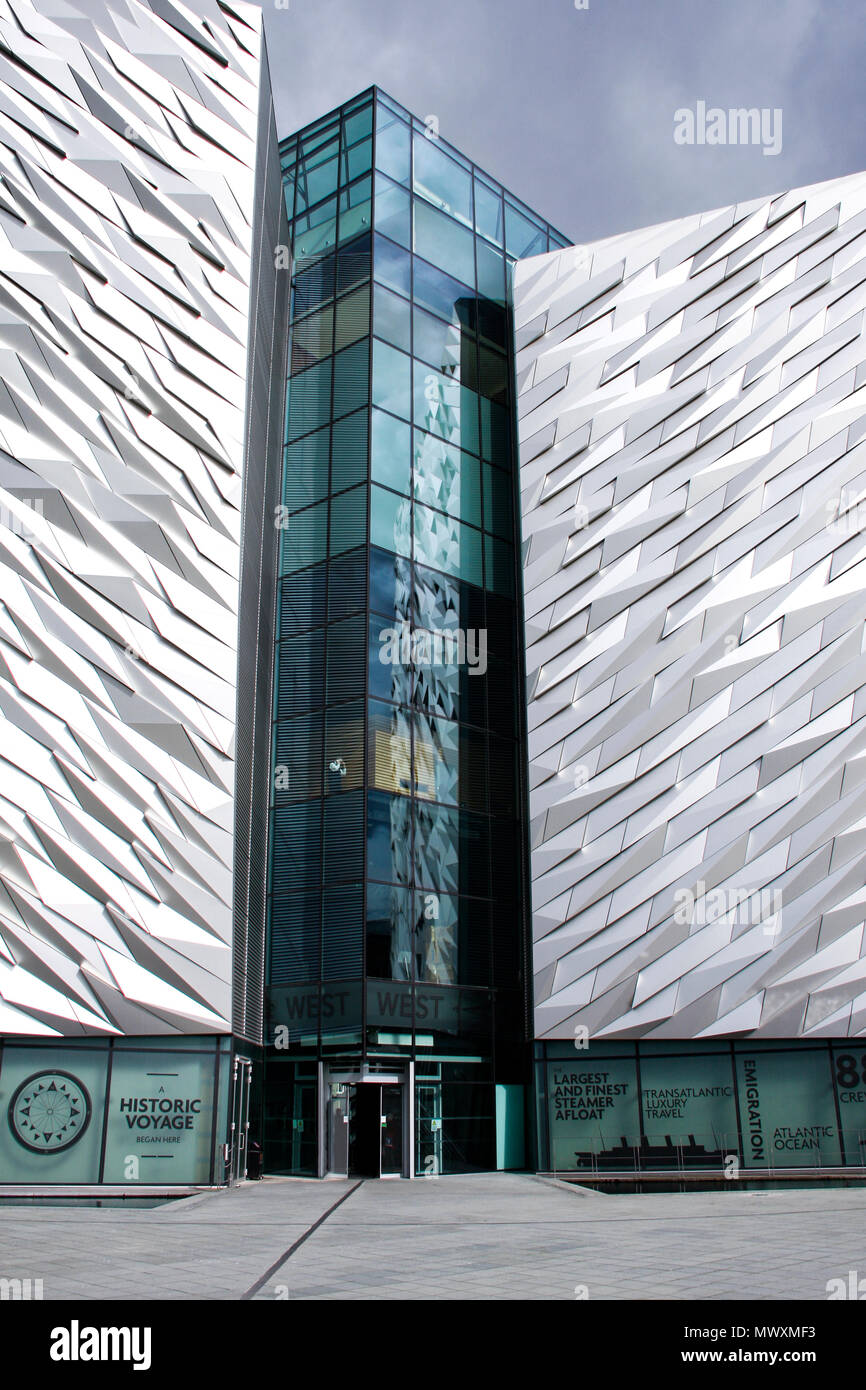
[265,88,569,1177]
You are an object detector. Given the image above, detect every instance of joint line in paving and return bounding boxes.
[240,1182,363,1299]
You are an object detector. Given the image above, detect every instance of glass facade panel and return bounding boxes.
[373,283,411,352]
[371,408,411,495]
[375,103,411,186]
[372,339,412,419]
[370,483,412,556]
[414,199,475,288]
[269,89,570,1174]
[374,173,411,247]
[413,132,473,226]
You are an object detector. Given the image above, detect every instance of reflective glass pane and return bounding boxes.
[413,561,484,634]
[411,624,487,727]
[413,305,463,378]
[413,890,458,985]
[412,258,473,324]
[368,699,412,796]
[367,789,412,884]
[370,545,412,619]
[372,339,411,420]
[373,233,412,297]
[344,103,373,146]
[371,408,411,495]
[274,711,324,801]
[293,253,336,317]
[375,103,410,185]
[413,133,472,226]
[373,283,411,353]
[413,803,490,896]
[329,484,367,557]
[280,500,328,574]
[474,179,504,244]
[475,241,508,309]
[294,200,338,261]
[374,173,411,248]
[414,502,483,587]
[414,363,480,456]
[342,136,372,183]
[369,612,413,705]
[370,484,412,557]
[414,431,481,527]
[505,200,546,258]
[283,427,329,511]
[413,710,458,805]
[276,631,324,718]
[367,881,413,980]
[339,177,372,242]
[337,233,371,294]
[414,199,475,288]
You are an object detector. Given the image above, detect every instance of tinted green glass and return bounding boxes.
[343,136,372,183]
[505,200,546,258]
[414,364,480,456]
[334,285,369,351]
[283,427,329,511]
[290,304,333,375]
[344,103,373,146]
[414,199,475,288]
[476,239,505,302]
[371,408,411,495]
[366,882,414,980]
[294,199,338,260]
[374,173,411,248]
[280,500,328,574]
[329,484,367,557]
[287,358,332,441]
[325,700,364,795]
[373,233,412,297]
[372,339,411,420]
[484,533,514,596]
[414,431,481,527]
[369,612,413,705]
[375,103,410,186]
[474,178,504,244]
[482,462,512,538]
[332,339,369,419]
[413,133,472,226]
[413,305,463,378]
[370,484,412,557]
[339,177,372,242]
[331,409,367,492]
[414,501,483,586]
[368,698,412,796]
[373,283,411,353]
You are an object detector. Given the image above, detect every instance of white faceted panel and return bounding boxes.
[515,171,866,1040]
[0,0,270,1035]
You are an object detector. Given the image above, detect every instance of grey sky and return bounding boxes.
[262,0,866,244]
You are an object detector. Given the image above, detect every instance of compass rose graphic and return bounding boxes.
[8,1071,91,1153]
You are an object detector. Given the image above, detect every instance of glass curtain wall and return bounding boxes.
[266,88,570,1175]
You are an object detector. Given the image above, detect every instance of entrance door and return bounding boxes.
[229,1056,252,1183]
[346,1084,405,1177]
[349,1085,381,1176]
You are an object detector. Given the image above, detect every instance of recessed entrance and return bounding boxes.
[325,1070,408,1178]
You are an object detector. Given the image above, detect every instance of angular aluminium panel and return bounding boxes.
[0,0,283,1037]
[515,171,866,1040]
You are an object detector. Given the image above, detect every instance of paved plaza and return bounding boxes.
[2,1175,865,1300]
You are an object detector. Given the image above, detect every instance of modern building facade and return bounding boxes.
[265,89,569,1178]
[0,0,286,1185]
[2,0,866,1188]
[516,174,866,1173]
